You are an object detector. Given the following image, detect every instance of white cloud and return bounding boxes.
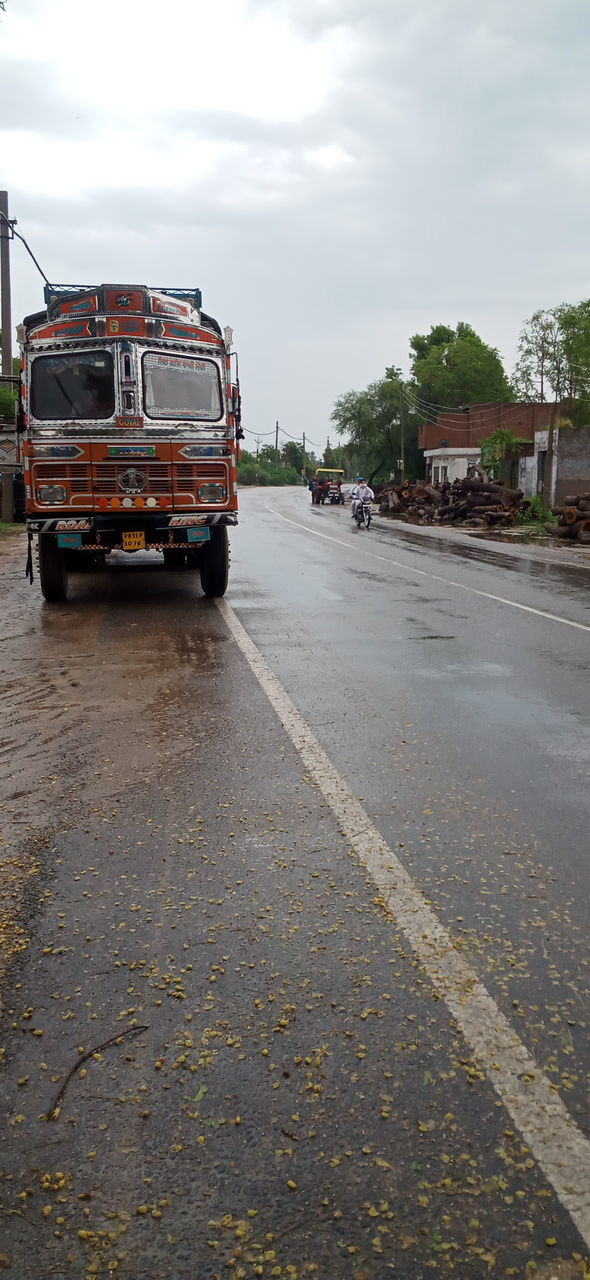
[1,0,354,123]
[1,0,590,438]
[304,144,353,172]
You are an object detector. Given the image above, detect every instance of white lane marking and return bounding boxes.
[265,504,590,636]
[217,595,590,1246]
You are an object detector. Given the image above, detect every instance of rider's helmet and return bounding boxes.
[357,477,365,484]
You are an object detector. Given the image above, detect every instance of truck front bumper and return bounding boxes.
[27,511,237,552]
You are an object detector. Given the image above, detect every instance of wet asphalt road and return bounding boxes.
[0,490,590,1280]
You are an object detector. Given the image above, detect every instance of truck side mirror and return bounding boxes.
[233,383,244,439]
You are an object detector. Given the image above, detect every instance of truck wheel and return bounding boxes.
[38,533,68,602]
[200,526,229,598]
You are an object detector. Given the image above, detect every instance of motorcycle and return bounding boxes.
[354,499,372,530]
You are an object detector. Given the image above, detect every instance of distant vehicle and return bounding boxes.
[313,467,344,504]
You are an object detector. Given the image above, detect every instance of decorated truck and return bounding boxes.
[17,283,241,601]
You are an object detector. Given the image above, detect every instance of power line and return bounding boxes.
[401,384,558,432]
[279,425,320,449]
[242,424,321,451]
[0,207,51,286]
[402,388,513,432]
[402,384,515,419]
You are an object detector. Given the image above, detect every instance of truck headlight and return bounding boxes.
[37,485,67,504]
[198,483,227,503]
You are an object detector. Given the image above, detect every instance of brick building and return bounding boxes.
[420,401,559,487]
[419,401,558,453]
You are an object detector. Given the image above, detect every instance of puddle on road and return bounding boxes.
[0,537,236,998]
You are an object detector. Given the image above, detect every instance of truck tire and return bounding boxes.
[200,526,229,598]
[38,533,68,602]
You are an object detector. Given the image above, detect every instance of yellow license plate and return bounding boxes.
[122,531,146,551]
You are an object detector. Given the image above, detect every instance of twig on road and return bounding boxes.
[45,1024,148,1120]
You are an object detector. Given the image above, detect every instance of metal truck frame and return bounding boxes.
[18,283,241,601]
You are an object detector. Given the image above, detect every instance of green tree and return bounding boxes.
[512,301,590,404]
[0,352,17,418]
[512,302,590,507]
[513,309,570,402]
[479,429,525,482]
[282,440,304,473]
[331,367,420,483]
[259,443,278,465]
[322,437,338,467]
[555,300,590,402]
[410,321,512,410]
[0,385,16,418]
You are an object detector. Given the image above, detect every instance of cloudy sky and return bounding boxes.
[1,0,589,451]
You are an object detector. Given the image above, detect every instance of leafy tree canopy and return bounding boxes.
[479,429,525,481]
[409,321,512,411]
[331,367,421,483]
[513,302,590,404]
[282,440,304,473]
[322,438,339,468]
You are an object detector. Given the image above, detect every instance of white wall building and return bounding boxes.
[423,447,481,485]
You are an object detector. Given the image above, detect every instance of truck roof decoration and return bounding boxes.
[23,285,222,341]
[43,284,203,313]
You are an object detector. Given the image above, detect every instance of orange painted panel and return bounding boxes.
[30,319,94,340]
[104,289,144,313]
[58,295,98,316]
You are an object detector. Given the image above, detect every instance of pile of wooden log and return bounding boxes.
[374,473,526,529]
[545,493,590,544]
[374,480,441,521]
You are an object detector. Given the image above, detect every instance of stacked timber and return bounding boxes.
[374,481,442,521]
[545,493,590,544]
[374,475,526,529]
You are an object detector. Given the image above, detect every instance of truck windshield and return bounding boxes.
[31,351,115,420]
[142,353,222,421]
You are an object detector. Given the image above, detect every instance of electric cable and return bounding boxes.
[0,208,51,286]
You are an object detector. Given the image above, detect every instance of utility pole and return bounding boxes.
[399,380,406,481]
[0,191,13,376]
[275,420,279,466]
[255,436,262,463]
[302,431,306,478]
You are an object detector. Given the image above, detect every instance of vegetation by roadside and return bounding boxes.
[515,496,558,529]
[238,448,301,485]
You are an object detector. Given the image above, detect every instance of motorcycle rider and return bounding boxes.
[351,478,374,520]
[349,476,361,516]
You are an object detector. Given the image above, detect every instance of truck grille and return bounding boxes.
[173,463,227,485]
[33,462,92,493]
[93,462,171,496]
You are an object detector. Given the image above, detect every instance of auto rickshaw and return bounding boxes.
[312,468,345,504]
